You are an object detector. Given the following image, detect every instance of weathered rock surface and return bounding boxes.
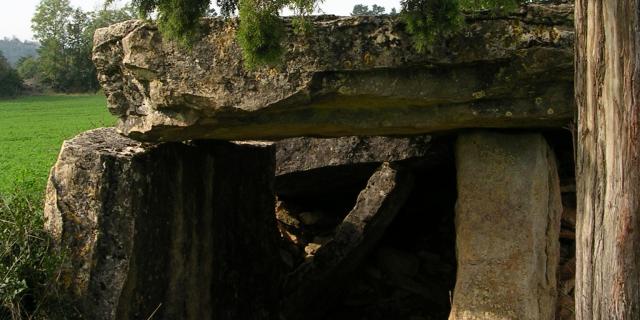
[283,162,414,319]
[276,135,432,175]
[450,131,562,320]
[94,4,574,141]
[44,128,281,320]
[275,135,433,195]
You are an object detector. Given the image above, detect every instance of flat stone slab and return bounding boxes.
[93,4,574,141]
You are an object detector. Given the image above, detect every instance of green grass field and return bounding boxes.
[0,94,114,317]
[0,95,114,193]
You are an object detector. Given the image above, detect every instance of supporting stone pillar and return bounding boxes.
[450,131,561,320]
[44,128,281,320]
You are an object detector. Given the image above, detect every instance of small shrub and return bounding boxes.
[0,184,62,319]
[459,0,519,11]
[400,0,464,53]
[134,0,210,47]
[400,0,521,53]
[237,0,285,69]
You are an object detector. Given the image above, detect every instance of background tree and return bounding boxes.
[0,52,23,98]
[575,0,640,318]
[16,56,40,81]
[370,4,386,14]
[65,9,95,91]
[30,0,134,92]
[31,0,73,43]
[32,0,83,91]
[90,3,137,30]
[351,4,369,15]
[351,4,386,16]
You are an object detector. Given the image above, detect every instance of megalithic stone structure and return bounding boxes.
[451,131,562,320]
[44,128,282,320]
[41,3,577,319]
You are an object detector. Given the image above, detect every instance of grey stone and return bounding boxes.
[275,135,434,195]
[44,128,281,320]
[450,131,562,320]
[93,4,574,141]
[276,135,432,176]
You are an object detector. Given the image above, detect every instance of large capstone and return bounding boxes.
[44,128,281,320]
[450,131,562,320]
[93,4,574,142]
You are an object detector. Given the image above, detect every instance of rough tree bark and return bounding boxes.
[575,0,640,318]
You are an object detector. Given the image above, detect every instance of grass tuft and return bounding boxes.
[0,185,59,319]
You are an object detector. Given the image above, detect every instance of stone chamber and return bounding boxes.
[44,2,578,320]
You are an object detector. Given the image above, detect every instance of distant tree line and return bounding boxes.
[22,0,135,93]
[0,53,22,98]
[0,38,37,97]
[351,4,397,16]
[0,0,136,98]
[0,38,39,67]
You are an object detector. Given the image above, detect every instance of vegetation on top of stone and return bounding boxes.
[126,0,546,69]
[400,0,464,53]
[236,0,285,68]
[133,0,210,47]
[459,0,519,11]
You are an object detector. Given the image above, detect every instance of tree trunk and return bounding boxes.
[575,0,640,318]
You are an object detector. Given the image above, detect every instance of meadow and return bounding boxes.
[0,95,114,193]
[0,94,113,318]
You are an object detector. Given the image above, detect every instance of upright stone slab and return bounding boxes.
[451,131,561,320]
[44,128,281,320]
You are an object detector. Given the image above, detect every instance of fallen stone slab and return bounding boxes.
[282,162,414,319]
[450,131,562,320]
[275,135,433,195]
[44,128,281,320]
[93,4,574,141]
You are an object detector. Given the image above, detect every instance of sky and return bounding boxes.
[0,0,402,41]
